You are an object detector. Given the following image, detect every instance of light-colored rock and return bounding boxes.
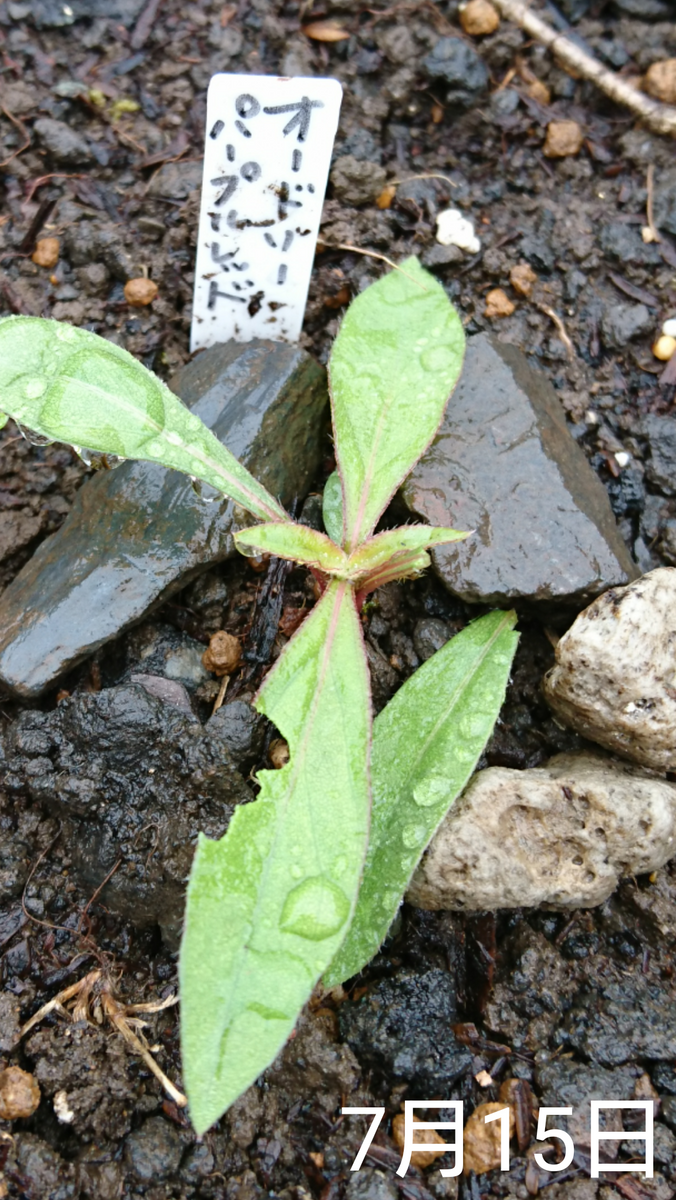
[544,568,676,771]
[407,752,676,912]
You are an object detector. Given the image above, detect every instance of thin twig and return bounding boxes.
[490,0,676,137]
[390,172,458,188]
[77,857,123,935]
[19,970,103,1039]
[212,673,230,715]
[0,106,30,168]
[100,990,187,1106]
[325,244,429,289]
[644,164,661,243]
[537,303,575,359]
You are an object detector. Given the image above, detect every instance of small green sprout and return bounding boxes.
[0,257,518,1133]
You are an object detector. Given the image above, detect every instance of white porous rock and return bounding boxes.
[435,208,481,254]
[544,567,676,771]
[662,318,676,338]
[407,752,676,912]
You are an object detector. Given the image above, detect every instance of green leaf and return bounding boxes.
[346,524,470,589]
[329,258,465,551]
[0,316,287,524]
[322,470,344,544]
[235,522,348,574]
[324,610,518,987]
[180,579,371,1133]
[0,412,8,431]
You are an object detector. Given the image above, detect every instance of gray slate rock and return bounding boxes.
[33,118,95,166]
[400,333,637,608]
[0,340,327,699]
[0,684,252,946]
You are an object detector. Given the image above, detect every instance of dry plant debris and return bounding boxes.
[302,18,351,41]
[491,0,676,136]
[17,969,186,1108]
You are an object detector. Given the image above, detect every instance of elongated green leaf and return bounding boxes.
[346,524,470,583]
[329,258,465,551]
[0,412,8,430]
[324,610,518,987]
[0,316,286,524]
[235,522,348,573]
[180,579,371,1133]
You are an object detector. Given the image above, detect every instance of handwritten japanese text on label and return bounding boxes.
[191,74,342,351]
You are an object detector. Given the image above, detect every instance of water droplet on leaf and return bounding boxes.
[279,876,350,941]
[412,777,447,807]
[401,823,426,849]
[25,378,47,400]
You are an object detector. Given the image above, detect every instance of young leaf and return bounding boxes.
[324,610,518,988]
[0,412,8,430]
[235,522,348,574]
[180,579,371,1133]
[346,525,470,588]
[329,258,465,551]
[0,316,287,524]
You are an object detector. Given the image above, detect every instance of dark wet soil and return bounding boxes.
[2,0,676,1195]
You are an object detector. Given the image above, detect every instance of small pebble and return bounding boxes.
[435,208,480,253]
[124,277,158,306]
[202,630,241,676]
[509,262,537,298]
[0,1066,41,1120]
[392,1113,447,1169]
[31,237,60,268]
[269,737,290,769]
[463,1101,515,1174]
[484,288,515,318]
[459,0,499,36]
[376,184,396,210]
[53,1089,75,1124]
[543,119,584,158]
[662,318,676,338]
[644,58,676,105]
[654,335,676,362]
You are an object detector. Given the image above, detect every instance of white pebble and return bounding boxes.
[435,208,481,254]
[662,318,676,338]
[615,451,630,468]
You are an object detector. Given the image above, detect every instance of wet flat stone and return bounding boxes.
[400,333,637,609]
[0,340,327,699]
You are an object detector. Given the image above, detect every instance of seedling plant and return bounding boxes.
[0,258,518,1132]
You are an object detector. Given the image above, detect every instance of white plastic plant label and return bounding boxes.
[191,73,342,352]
